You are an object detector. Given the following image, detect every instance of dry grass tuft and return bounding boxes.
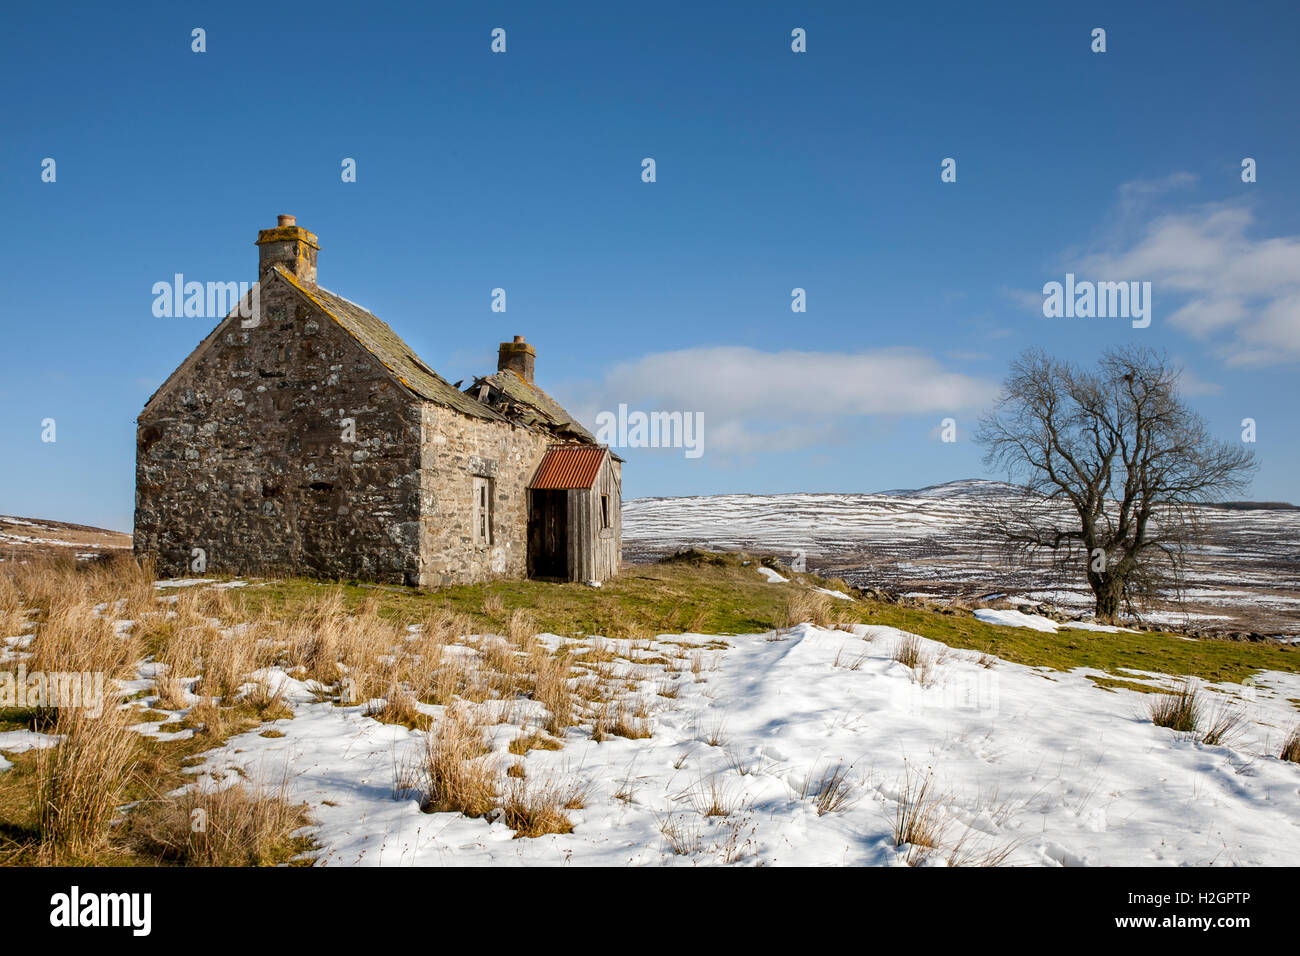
[614,773,638,804]
[506,608,538,653]
[29,599,140,682]
[243,680,294,721]
[154,672,190,711]
[689,775,743,818]
[1150,680,1202,734]
[501,776,588,838]
[509,728,563,755]
[944,828,1019,867]
[833,646,869,671]
[196,623,263,700]
[892,766,949,865]
[1198,700,1247,748]
[1280,725,1300,763]
[482,592,506,619]
[419,706,496,818]
[657,813,700,855]
[132,772,311,866]
[892,633,923,670]
[696,714,727,748]
[364,686,428,730]
[184,698,227,738]
[783,589,834,629]
[591,701,652,741]
[800,762,857,815]
[911,651,938,687]
[531,649,576,735]
[35,702,140,860]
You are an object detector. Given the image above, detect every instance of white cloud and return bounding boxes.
[563,346,999,457]
[1116,171,1198,206]
[1175,367,1223,397]
[1000,286,1045,313]
[1078,203,1300,366]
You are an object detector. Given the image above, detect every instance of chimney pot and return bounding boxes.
[278,214,296,227]
[513,335,525,343]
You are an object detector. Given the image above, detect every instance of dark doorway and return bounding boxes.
[528,489,568,578]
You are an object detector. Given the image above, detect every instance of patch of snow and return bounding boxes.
[974,608,1135,634]
[1062,620,1140,634]
[973,608,1061,632]
[0,729,63,754]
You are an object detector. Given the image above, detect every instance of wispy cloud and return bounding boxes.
[563,346,1000,457]
[1000,286,1045,314]
[1115,171,1199,210]
[1174,365,1224,397]
[1078,201,1300,366]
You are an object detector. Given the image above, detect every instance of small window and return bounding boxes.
[601,494,611,530]
[473,477,494,546]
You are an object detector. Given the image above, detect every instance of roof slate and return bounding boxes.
[470,369,596,441]
[275,269,507,423]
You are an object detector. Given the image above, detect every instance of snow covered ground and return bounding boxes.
[623,481,1300,635]
[5,569,1298,867]
[0,514,130,562]
[174,621,1300,867]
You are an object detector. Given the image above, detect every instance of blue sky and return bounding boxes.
[2,1,1299,531]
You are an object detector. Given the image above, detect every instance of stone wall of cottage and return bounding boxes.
[417,404,550,585]
[134,275,424,583]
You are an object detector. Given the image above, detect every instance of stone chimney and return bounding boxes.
[256,214,319,286]
[498,335,536,384]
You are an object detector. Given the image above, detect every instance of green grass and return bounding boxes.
[232,552,789,640]
[220,550,1298,690]
[854,601,1298,686]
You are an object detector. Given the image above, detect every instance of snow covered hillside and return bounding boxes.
[623,480,1300,636]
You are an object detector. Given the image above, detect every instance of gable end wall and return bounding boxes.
[134,275,423,582]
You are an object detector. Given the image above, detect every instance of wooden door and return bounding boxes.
[528,489,568,578]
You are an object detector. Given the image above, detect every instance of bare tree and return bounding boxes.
[976,347,1255,622]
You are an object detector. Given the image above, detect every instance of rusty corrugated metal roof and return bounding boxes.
[529,444,609,490]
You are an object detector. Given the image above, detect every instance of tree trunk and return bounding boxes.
[1092,576,1124,623]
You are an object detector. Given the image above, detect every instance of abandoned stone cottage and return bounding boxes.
[134,215,622,586]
